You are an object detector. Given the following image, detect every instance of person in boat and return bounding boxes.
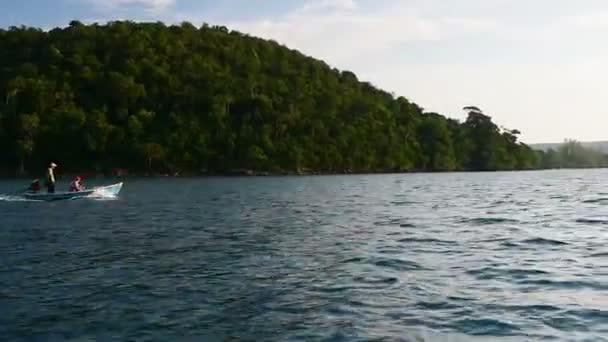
[27,179,41,193]
[68,176,85,192]
[45,162,58,193]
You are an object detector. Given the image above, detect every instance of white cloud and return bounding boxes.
[296,0,358,14]
[226,1,474,68]
[366,61,608,143]
[87,0,175,13]
[563,11,608,30]
[219,0,608,142]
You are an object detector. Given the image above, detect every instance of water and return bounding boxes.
[1,170,607,341]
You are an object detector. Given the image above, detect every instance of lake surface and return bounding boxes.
[1,170,607,341]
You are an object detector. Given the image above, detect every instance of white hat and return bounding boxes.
[50,162,57,167]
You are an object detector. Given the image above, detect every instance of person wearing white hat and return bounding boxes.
[45,162,58,193]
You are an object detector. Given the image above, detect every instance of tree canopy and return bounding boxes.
[0,21,540,176]
[536,140,608,169]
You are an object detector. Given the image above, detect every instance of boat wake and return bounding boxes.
[0,193,118,202]
[0,195,37,202]
[88,189,120,200]
[87,192,119,201]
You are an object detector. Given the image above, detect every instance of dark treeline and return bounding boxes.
[1,21,540,176]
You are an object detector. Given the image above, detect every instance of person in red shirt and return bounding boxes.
[27,179,41,193]
[69,176,85,192]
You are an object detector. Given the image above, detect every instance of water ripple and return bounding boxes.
[370,257,426,271]
[520,237,568,245]
[460,217,520,225]
[576,218,608,225]
[1,171,608,340]
[397,237,456,245]
[516,279,608,291]
[451,318,521,336]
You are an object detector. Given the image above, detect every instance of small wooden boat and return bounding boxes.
[23,182,123,201]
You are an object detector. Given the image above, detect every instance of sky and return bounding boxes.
[2,0,608,143]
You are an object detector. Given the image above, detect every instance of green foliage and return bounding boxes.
[536,139,608,169]
[0,21,539,175]
[417,113,456,171]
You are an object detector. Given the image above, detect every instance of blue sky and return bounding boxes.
[2,0,608,143]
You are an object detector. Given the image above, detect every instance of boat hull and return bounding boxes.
[23,182,123,201]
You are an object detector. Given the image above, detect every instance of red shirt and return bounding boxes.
[69,180,83,192]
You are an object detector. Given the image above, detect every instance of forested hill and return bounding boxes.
[0,21,538,176]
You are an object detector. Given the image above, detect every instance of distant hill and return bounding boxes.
[531,141,608,154]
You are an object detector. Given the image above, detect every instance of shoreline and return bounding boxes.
[0,167,592,180]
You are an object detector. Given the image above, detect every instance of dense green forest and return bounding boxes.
[0,20,551,176]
